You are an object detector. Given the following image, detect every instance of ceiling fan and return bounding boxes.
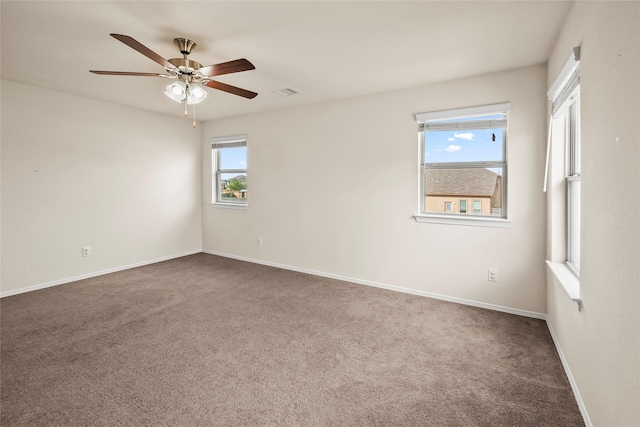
[90,34,257,126]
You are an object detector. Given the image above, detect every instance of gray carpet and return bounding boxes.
[1,253,583,426]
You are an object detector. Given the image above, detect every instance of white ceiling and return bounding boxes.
[1,1,572,122]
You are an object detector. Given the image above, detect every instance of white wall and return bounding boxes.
[1,80,203,294]
[546,2,640,426]
[202,64,548,314]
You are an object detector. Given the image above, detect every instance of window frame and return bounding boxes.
[445,201,453,213]
[473,200,482,214]
[459,199,467,214]
[566,97,581,276]
[545,46,582,311]
[210,134,248,209]
[414,103,511,228]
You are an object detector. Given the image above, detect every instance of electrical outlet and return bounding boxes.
[82,246,91,257]
[488,268,498,282]
[257,237,263,246]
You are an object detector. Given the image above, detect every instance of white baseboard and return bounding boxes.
[202,250,546,320]
[0,249,202,298]
[545,319,592,427]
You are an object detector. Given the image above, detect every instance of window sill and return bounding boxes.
[413,213,511,228]
[546,260,582,311]
[210,202,248,210]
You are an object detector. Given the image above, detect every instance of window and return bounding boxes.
[459,199,467,214]
[445,202,453,213]
[473,200,482,214]
[546,46,581,278]
[416,103,509,222]
[211,135,247,207]
[545,46,581,310]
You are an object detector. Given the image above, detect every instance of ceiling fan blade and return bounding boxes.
[90,70,167,77]
[110,33,177,71]
[205,80,258,99]
[198,58,255,77]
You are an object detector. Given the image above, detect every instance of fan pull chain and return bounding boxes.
[192,103,197,128]
[184,98,188,117]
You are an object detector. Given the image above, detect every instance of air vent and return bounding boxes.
[273,88,299,97]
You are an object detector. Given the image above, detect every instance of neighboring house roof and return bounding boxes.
[222,174,246,183]
[426,168,499,196]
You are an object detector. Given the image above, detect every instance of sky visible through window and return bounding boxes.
[220,147,247,170]
[425,128,503,165]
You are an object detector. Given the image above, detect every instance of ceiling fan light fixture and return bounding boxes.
[186,82,208,105]
[164,81,187,102]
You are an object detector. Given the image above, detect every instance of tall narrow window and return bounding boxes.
[417,103,509,220]
[547,46,581,278]
[211,135,247,207]
[546,46,581,307]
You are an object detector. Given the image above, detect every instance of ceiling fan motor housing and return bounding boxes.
[168,58,203,75]
[169,38,201,76]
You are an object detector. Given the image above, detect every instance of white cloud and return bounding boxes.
[445,145,462,152]
[239,160,246,166]
[454,132,474,141]
[448,137,455,141]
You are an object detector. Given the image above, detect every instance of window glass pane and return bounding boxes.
[425,128,503,163]
[568,179,580,271]
[566,97,580,272]
[570,100,581,175]
[219,173,247,203]
[219,147,247,170]
[424,168,503,216]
